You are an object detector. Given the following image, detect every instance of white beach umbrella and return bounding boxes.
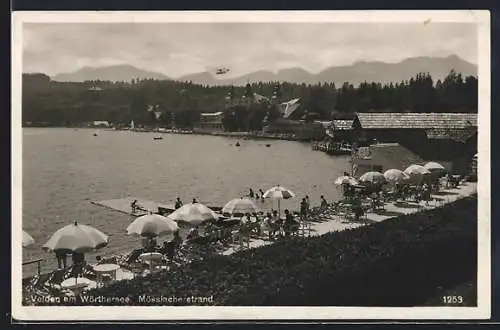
[23,230,35,248]
[359,171,386,185]
[334,175,359,186]
[424,161,446,172]
[263,185,295,217]
[61,276,97,291]
[404,164,431,176]
[404,164,431,184]
[167,202,219,226]
[383,169,410,184]
[222,197,260,215]
[43,221,109,253]
[127,213,178,237]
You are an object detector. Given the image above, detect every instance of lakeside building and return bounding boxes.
[91,121,111,128]
[194,111,224,133]
[351,112,477,174]
[326,119,355,141]
[260,96,327,140]
[263,118,326,141]
[351,143,423,177]
[225,83,270,107]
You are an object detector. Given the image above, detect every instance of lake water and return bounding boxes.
[22,128,350,276]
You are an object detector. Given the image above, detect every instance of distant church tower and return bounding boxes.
[271,82,282,103]
[264,82,282,124]
[242,82,254,105]
[225,85,235,107]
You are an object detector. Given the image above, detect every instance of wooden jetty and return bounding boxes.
[312,141,352,155]
[90,197,222,216]
[90,197,176,216]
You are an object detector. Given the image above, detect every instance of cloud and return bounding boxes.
[22,22,477,77]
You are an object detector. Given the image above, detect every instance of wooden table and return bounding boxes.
[93,263,121,281]
[60,277,96,295]
[139,252,163,269]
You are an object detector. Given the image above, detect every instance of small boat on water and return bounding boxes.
[265,144,271,147]
[235,142,240,147]
[93,133,98,136]
[153,136,163,140]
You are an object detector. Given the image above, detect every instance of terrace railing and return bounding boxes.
[23,258,44,277]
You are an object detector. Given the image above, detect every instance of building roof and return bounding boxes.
[315,120,332,128]
[332,119,354,130]
[200,112,223,117]
[253,93,269,102]
[355,143,423,165]
[371,143,423,166]
[425,128,477,143]
[281,98,301,118]
[355,113,477,129]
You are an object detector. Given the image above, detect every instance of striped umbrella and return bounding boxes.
[263,185,295,218]
[222,197,260,216]
[359,171,386,185]
[383,169,410,184]
[127,213,178,238]
[167,202,219,226]
[23,230,35,248]
[43,221,109,253]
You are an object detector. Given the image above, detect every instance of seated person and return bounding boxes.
[272,211,282,227]
[240,213,251,225]
[72,252,85,265]
[70,252,86,277]
[130,199,138,213]
[320,195,328,209]
[174,197,183,209]
[283,209,298,237]
[143,238,158,252]
[162,241,176,260]
[126,248,143,264]
[171,230,182,247]
[186,226,199,241]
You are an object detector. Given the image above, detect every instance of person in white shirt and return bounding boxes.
[186,226,199,240]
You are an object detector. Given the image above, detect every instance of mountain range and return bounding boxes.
[50,55,477,86]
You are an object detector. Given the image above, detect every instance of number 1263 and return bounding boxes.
[442,296,464,304]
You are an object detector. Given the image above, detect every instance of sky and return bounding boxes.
[22,22,477,78]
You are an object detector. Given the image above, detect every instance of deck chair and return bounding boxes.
[46,269,66,287]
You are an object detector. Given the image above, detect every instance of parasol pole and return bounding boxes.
[278,199,281,219]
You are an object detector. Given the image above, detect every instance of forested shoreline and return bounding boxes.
[22,70,477,131]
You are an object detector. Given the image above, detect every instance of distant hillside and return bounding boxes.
[47,55,477,86]
[179,55,477,86]
[51,64,170,82]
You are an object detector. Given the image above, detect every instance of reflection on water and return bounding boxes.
[22,128,350,276]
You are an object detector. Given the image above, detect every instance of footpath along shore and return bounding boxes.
[221,181,477,256]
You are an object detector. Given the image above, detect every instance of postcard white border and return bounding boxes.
[12,10,491,321]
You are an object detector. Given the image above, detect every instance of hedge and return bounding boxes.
[65,195,479,306]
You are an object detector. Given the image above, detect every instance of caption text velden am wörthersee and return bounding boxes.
[68,294,214,305]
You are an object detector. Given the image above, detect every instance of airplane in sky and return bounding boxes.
[215,67,230,75]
